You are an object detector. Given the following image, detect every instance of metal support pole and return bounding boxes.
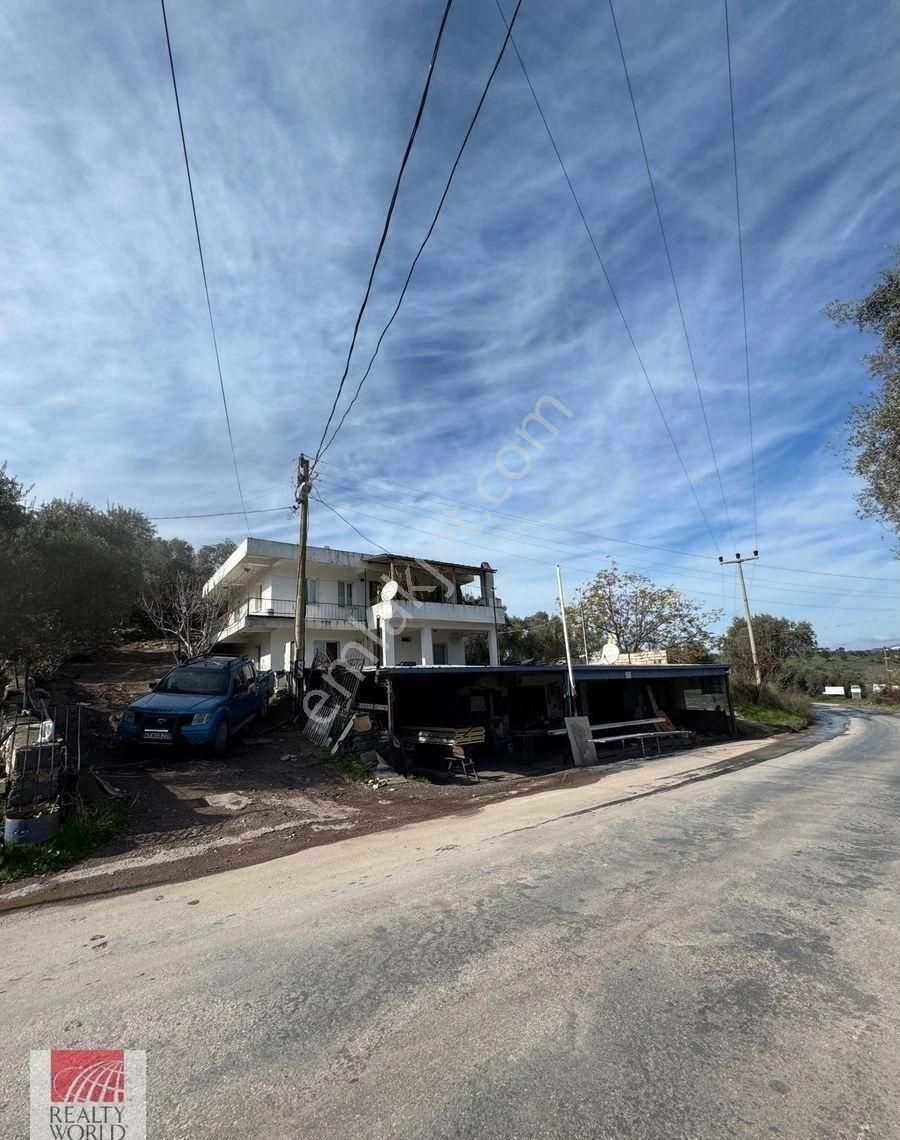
[556,564,577,717]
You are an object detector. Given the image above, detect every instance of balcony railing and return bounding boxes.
[228,598,367,625]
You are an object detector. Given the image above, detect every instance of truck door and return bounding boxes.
[231,663,257,727]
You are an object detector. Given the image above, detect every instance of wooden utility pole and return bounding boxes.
[292,454,311,711]
[719,550,761,691]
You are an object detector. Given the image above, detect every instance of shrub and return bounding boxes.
[731,681,811,729]
[0,798,126,883]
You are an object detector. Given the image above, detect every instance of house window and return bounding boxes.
[313,640,340,662]
[338,581,353,606]
[305,579,318,604]
[433,642,449,665]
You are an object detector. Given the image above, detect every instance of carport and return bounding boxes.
[356,662,735,777]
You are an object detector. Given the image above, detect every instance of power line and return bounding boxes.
[149,505,291,521]
[311,0,456,466]
[317,460,715,560]
[239,462,899,588]
[315,474,891,599]
[494,0,723,557]
[317,0,526,465]
[606,0,737,551]
[312,494,899,614]
[159,0,251,536]
[764,564,900,584]
[724,0,759,548]
[313,492,392,556]
[316,466,893,593]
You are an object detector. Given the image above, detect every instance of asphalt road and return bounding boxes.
[2,707,899,1139]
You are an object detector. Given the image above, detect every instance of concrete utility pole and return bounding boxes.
[556,564,577,716]
[719,550,761,691]
[293,454,311,712]
[580,601,590,665]
[884,647,893,691]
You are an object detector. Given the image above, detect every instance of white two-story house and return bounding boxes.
[203,537,505,672]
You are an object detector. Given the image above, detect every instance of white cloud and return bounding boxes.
[1,0,897,647]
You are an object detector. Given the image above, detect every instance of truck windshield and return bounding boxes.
[156,667,229,695]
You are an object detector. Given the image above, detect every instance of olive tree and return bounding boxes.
[826,249,900,542]
[721,614,817,685]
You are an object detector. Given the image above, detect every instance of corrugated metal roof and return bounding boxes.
[360,553,496,575]
[368,663,729,680]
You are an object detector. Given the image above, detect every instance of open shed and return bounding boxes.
[356,662,735,774]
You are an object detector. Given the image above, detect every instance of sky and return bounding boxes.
[2,0,898,648]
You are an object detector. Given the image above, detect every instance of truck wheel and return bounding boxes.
[210,719,230,758]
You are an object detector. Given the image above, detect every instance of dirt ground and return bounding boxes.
[1,642,790,910]
[0,643,608,905]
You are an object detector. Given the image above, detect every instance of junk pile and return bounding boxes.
[1,686,79,846]
[397,725,483,783]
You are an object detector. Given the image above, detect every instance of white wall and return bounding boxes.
[393,629,422,665]
[447,639,466,666]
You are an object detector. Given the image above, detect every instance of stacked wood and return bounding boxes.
[399,725,485,748]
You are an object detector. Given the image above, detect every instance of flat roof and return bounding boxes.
[370,663,729,681]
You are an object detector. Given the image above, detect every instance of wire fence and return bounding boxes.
[1,701,84,823]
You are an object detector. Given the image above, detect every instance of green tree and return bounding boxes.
[576,564,722,659]
[826,249,900,541]
[721,614,817,685]
[195,541,238,579]
[0,462,30,534]
[501,611,566,664]
[0,464,236,680]
[0,494,157,677]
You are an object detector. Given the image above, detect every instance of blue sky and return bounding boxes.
[2,0,898,647]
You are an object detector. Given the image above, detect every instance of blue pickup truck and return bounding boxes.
[117,655,275,756]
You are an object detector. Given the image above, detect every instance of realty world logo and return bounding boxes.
[30,1050,146,1140]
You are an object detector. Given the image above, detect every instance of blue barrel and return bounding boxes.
[4,808,61,846]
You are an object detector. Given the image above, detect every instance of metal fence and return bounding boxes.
[230,598,368,624]
[302,649,368,749]
[1,703,82,822]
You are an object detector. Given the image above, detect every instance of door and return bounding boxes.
[313,640,340,664]
[231,663,258,726]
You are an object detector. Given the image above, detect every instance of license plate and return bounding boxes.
[143,729,172,741]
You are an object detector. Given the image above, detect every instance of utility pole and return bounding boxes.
[580,601,590,665]
[292,454,311,712]
[719,550,761,691]
[556,564,577,716]
[885,646,893,691]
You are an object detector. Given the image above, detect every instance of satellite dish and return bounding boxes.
[380,580,400,602]
[599,639,620,665]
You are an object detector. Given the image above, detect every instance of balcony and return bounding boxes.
[370,597,505,628]
[225,598,367,631]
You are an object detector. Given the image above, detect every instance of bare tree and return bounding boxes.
[138,572,235,662]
